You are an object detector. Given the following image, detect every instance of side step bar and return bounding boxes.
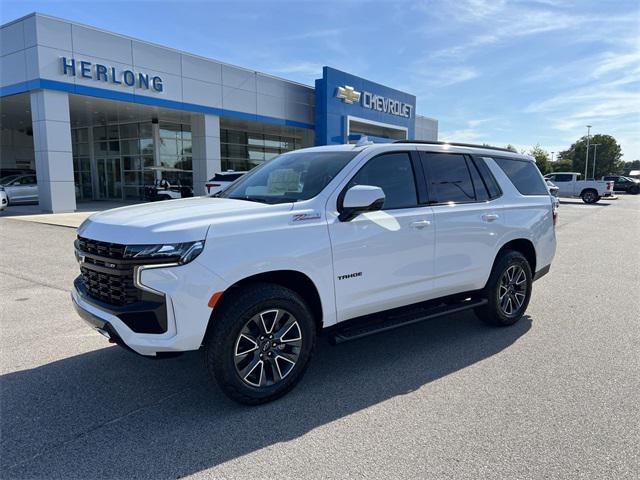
[331,297,487,344]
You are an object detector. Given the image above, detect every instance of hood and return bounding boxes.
[78,197,292,244]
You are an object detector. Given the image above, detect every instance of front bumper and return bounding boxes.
[72,260,227,356]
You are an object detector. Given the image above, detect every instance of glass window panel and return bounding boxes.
[422,153,475,203]
[225,143,247,159]
[107,124,119,140]
[142,155,154,168]
[123,156,141,171]
[493,158,548,195]
[176,156,192,171]
[264,151,279,161]
[160,156,179,168]
[143,171,155,184]
[248,148,265,162]
[140,138,154,155]
[349,152,418,209]
[124,171,141,185]
[94,141,108,156]
[160,138,178,156]
[159,123,180,139]
[73,143,90,156]
[109,140,120,154]
[123,186,142,200]
[80,157,91,171]
[76,128,89,143]
[121,139,139,155]
[248,134,265,147]
[139,122,152,138]
[263,135,282,148]
[93,126,107,141]
[226,130,246,145]
[181,125,191,141]
[119,123,139,139]
[220,129,228,143]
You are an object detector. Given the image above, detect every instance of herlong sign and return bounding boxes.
[60,57,163,92]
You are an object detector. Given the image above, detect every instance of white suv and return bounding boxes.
[72,141,556,404]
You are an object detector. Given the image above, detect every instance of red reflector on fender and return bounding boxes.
[208,291,224,308]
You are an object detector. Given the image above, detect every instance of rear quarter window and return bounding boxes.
[493,158,548,195]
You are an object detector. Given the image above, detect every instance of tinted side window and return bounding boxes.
[553,173,573,182]
[474,157,502,199]
[494,158,548,195]
[348,152,418,209]
[422,153,476,203]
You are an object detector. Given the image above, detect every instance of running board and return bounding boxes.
[331,297,487,344]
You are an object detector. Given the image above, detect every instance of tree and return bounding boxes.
[622,160,640,175]
[558,134,623,179]
[529,144,551,174]
[505,144,518,153]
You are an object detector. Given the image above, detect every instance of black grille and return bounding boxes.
[80,266,139,306]
[77,236,136,306]
[77,236,126,259]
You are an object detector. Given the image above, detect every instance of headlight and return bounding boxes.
[123,240,205,264]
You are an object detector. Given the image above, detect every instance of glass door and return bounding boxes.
[97,158,123,200]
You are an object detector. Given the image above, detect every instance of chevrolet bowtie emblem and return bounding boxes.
[336,85,361,104]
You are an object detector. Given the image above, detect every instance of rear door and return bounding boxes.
[328,150,436,321]
[419,152,505,295]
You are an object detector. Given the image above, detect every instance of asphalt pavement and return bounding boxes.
[0,195,638,479]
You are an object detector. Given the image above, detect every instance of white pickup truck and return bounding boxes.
[543,172,614,204]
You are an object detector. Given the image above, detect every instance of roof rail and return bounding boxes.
[393,140,517,154]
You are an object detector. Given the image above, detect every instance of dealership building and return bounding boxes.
[0,13,438,212]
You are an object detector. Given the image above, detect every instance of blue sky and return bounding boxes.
[2,0,639,159]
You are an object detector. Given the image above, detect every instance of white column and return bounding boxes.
[191,113,221,196]
[30,90,76,213]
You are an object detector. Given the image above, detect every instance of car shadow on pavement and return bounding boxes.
[1,311,531,479]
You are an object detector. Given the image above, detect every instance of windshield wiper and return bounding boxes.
[227,196,268,204]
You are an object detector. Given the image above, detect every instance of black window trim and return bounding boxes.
[471,155,503,200]
[337,150,425,213]
[418,151,497,206]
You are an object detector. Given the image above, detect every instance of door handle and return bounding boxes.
[482,213,499,222]
[409,220,432,229]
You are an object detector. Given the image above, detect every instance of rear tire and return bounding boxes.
[629,185,640,195]
[581,189,599,204]
[476,250,532,327]
[204,283,316,405]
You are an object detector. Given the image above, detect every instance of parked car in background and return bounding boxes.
[544,172,613,204]
[0,188,7,211]
[601,175,640,194]
[0,174,38,205]
[546,180,560,210]
[0,168,35,179]
[205,171,247,195]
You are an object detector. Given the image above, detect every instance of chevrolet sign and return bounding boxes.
[335,85,412,118]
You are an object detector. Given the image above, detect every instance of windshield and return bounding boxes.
[219,150,359,204]
[0,175,20,185]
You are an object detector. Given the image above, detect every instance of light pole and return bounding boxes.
[591,143,601,179]
[584,125,592,179]
[551,151,555,162]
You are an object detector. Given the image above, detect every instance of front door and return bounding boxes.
[96,158,123,200]
[329,151,435,322]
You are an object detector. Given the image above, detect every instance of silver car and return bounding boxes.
[0,174,38,205]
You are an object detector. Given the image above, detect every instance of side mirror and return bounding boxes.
[339,185,385,222]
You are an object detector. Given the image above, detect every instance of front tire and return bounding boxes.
[476,250,532,327]
[629,185,640,195]
[205,283,316,405]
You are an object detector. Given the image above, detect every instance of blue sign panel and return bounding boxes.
[315,66,416,145]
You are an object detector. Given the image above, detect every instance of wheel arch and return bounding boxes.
[493,238,537,277]
[209,270,324,333]
[579,187,598,197]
